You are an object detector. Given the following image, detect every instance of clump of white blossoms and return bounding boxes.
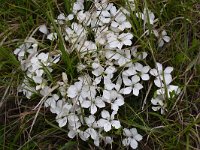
[14,0,180,149]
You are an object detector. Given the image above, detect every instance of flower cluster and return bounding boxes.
[14,0,180,149]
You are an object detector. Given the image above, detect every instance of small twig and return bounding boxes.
[29,84,59,136]
[142,82,153,110]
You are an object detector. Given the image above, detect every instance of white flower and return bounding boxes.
[157,30,171,47]
[122,64,137,77]
[131,46,148,60]
[77,11,91,26]
[47,33,57,41]
[107,32,133,49]
[102,90,124,111]
[32,69,44,84]
[68,128,90,141]
[56,13,74,24]
[72,0,84,14]
[150,62,173,87]
[103,136,113,145]
[57,13,66,20]
[95,2,116,25]
[120,75,143,96]
[122,128,143,149]
[138,8,156,25]
[97,110,121,132]
[67,113,81,129]
[40,86,52,96]
[84,115,98,140]
[95,26,109,45]
[19,79,36,99]
[111,11,131,32]
[151,94,166,114]
[65,23,86,44]
[134,62,150,81]
[79,41,97,57]
[56,102,73,127]
[151,85,180,114]
[81,96,105,114]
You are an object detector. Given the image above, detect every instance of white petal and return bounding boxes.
[57,13,66,20]
[156,63,163,71]
[101,110,110,119]
[124,21,132,28]
[68,14,74,20]
[164,67,173,74]
[104,81,115,90]
[130,139,138,149]
[111,21,118,28]
[152,106,161,111]
[168,85,181,94]
[104,136,113,145]
[162,30,167,36]
[85,115,95,125]
[53,94,59,100]
[130,128,137,135]
[81,100,91,108]
[101,10,110,17]
[123,76,132,86]
[122,68,137,76]
[163,36,170,42]
[120,87,132,95]
[164,74,172,85]
[123,39,132,46]
[47,33,57,41]
[104,122,112,132]
[141,74,150,81]
[105,66,116,74]
[142,66,151,73]
[89,128,98,140]
[111,120,121,129]
[97,119,107,127]
[154,78,163,87]
[79,131,89,141]
[132,88,139,96]
[33,76,43,84]
[158,39,164,47]
[103,90,111,100]
[62,72,68,84]
[67,85,77,98]
[90,104,97,114]
[131,75,140,84]
[134,134,143,141]
[57,117,67,127]
[151,98,160,105]
[37,52,48,61]
[68,130,77,138]
[122,138,130,146]
[95,97,105,108]
[39,24,48,34]
[135,83,143,90]
[134,62,143,71]
[150,69,158,76]
[94,76,102,85]
[14,48,21,55]
[123,128,132,137]
[115,97,124,106]
[111,104,119,111]
[115,76,122,91]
